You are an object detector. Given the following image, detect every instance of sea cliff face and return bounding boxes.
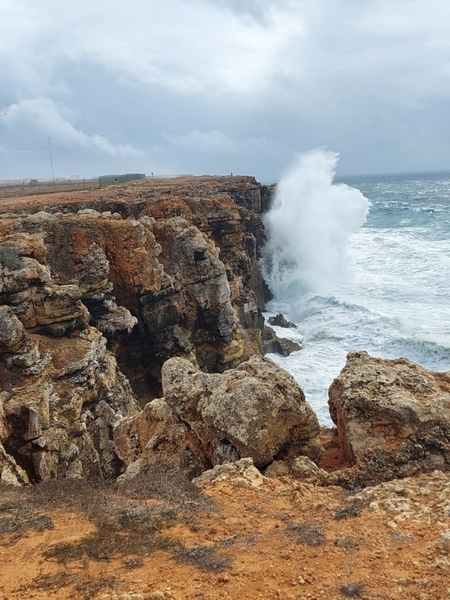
[0,176,291,483]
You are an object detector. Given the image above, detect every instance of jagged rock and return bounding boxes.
[192,457,266,488]
[291,456,327,484]
[0,442,29,485]
[0,176,276,481]
[262,325,301,356]
[162,355,322,468]
[0,326,140,483]
[328,351,450,486]
[0,305,26,352]
[115,398,206,483]
[268,313,297,329]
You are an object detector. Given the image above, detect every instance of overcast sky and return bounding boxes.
[1,0,450,182]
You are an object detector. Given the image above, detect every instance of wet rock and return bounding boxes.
[262,326,301,356]
[268,313,297,329]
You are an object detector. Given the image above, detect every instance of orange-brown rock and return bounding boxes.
[328,351,450,486]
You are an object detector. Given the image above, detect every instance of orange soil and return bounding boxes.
[1,474,450,600]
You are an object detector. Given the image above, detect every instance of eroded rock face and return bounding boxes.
[0,326,140,484]
[328,351,450,485]
[162,355,322,468]
[0,176,276,483]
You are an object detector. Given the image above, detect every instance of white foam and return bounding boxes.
[262,156,450,425]
[262,149,370,295]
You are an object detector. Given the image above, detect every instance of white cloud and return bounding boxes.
[165,129,280,155]
[6,98,144,157]
[165,130,239,153]
[2,0,450,177]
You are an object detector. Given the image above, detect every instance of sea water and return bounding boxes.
[263,150,450,425]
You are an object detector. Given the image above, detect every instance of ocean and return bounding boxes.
[262,150,450,426]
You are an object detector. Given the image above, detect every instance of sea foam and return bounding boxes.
[262,149,370,296]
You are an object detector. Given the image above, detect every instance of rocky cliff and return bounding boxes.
[1,176,308,484]
[2,177,449,491]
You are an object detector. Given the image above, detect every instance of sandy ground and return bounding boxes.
[1,469,450,600]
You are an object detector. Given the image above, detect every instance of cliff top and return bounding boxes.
[0,175,265,215]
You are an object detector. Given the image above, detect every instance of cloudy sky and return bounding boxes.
[1,0,450,181]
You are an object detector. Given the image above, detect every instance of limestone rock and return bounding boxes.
[115,398,206,482]
[328,351,450,485]
[0,326,140,483]
[264,460,290,478]
[291,456,327,484]
[162,355,322,468]
[192,457,266,488]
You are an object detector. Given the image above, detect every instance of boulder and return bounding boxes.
[262,325,301,356]
[328,351,450,485]
[115,398,207,482]
[162,355,322,468]
[192,457,266,489]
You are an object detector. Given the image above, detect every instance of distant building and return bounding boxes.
[98,173,145,188]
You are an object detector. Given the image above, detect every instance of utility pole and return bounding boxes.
[48,137,55,183]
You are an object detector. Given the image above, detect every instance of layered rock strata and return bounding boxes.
[0,177,275,483]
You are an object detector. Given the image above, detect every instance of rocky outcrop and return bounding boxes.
[262,325,301,356]
[161,355,322,468]
[0,176,277,483]
[268,313,297,329]
[192,457,267,489]
[0,177,273,406]
[115,398,207,483]
[328,351,450,486]
[0,231,141,484]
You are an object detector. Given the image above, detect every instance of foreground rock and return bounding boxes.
[192,457,267,488]
[328,351,450,486]
[162,355,322,468]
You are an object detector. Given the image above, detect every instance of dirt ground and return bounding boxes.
[1,466,450,600]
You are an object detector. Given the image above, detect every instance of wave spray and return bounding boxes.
[263,149,370,297]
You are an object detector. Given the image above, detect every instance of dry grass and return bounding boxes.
[340,582,365,598]
[286,522,326,547]
[173,544,232,573]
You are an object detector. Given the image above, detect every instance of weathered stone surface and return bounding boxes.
[328,351,450,485]
[262,325,301,356]
[0,326,140,483]
[115,398,206,483]
[162,355,322,468]
[0,176,276,482]
[192,457,267,489]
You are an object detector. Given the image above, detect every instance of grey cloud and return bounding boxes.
[2,0,450,181]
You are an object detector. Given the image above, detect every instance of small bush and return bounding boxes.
[334,506,361,520]
[173,544,232,573]
[340,583,365,598]
[286,522,325,547]
[44,509,179,564]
